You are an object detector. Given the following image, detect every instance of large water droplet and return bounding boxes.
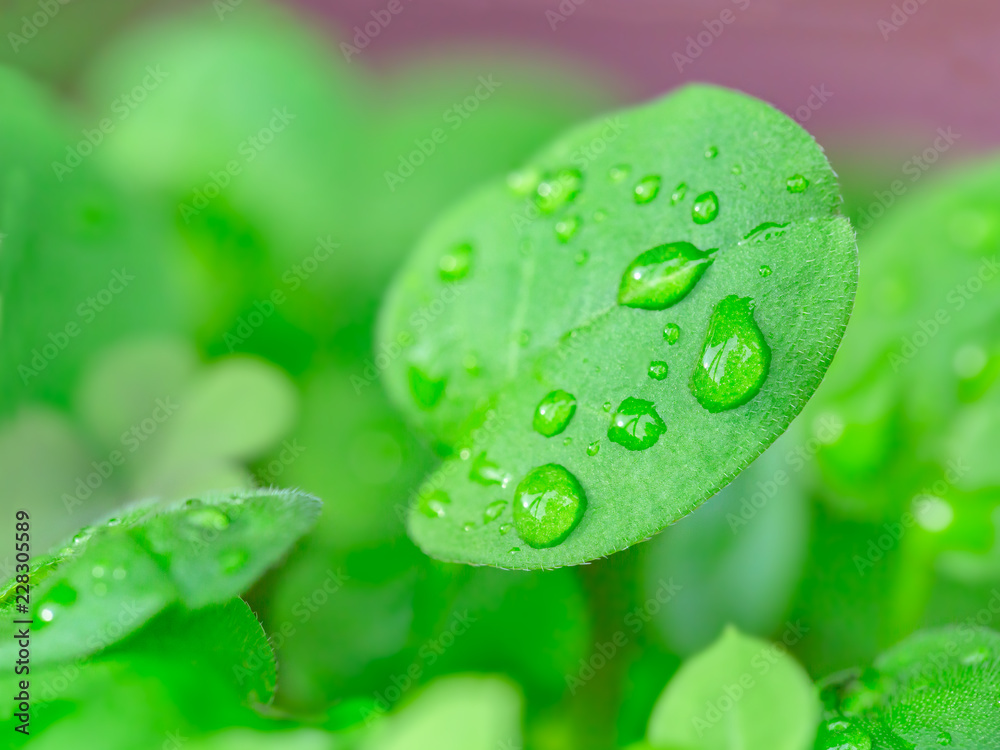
[417,490,450,519]
[555,215,581,243]
[608,397,666,451]
[648,361,669,380]
[663,323,680,345]
[533,389,577,437]
[535,168,583,214]
[617,241,715,310]
[670,182,688,205]
[786,174,809,193]
[633,175,661,204]
[483,500,507,524]
[439,242,472,282]
[816,717,873,750]
[691,295,771,412]
[512,464,587,548]
[470,452,506,486]
[692,191,719,224]
[408,366,446,410]
[187,507,230,531]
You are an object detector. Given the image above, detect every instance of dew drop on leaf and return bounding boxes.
[617,241,715,310]
[462,522,475,532]
[187,507,230,531]
[786,174,809,193]
[575,249,590,266]
[633,175,662,204]
[555,215,581,243]
[586,440,600,456]
[483,500,507,524]
[648,361,669,380]
[469,452,506,486]
[498,523,513,535]
[663,323,681,345]
[506,166,541,196]
[418,490,450,519]
[691,191,720,224]
[759,264,772,277]
[439,242,473,282]
[938,732,952,746]
[221,549,249,574]
[816,717,873,750]
[670,182,688,205]
[731,163,742,175]
[742,221,789,242]
[607,397,667,451]
[691,295,771,412]
[408,365,446,410]
[535,168,583,214]
[602,401,612,412]
[609,164,631,183]
[563,436,573,446]
[533,389,577,437]
[512,464,587,548]
[593,209,607,222]
[704,145,718,159]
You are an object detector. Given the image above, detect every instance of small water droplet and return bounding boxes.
[499,523,513,535]
[512,464,587,548]
[221,549,248,573]
[40,608,54,623]
[509,547,520,553]
[663,323,680,345]
[484,500,507,524]
[786,174,809,193]
[648,361,669,380]
[593,209,607,222]
[418,490,450,519]
[670,182,688,205]
[533,389,577,437]
[731,164,742,175]
[633,175,661,204]
[184,498,202,509]
[563,436,573,446]
[759,265,772,277]
[742,221,789,243]
[608,397,666,451]
[937,731,952,746]
[535,168,583,214]
[459,448,472,461]
[408,365,446,410]
[691,295,771,412]
[586,441,600,456]
[602,401,612,412]
[507,166,541,196]
[691,191,719,224]
[439,242,473,282]
[106,518,121,527]
[462,522,475,532]
[555,215,581,243]
[705,146,718,159]
[72,526,94,545]
[618,241,715,310]
[574,249,590,266]
[609,164,631,183]
[470,452,506,486]
[187,507,230,531]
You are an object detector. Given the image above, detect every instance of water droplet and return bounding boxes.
[705,146,718,159]
[574,249,590,266]
[439,242,472,282]
[512,464,587,548]
[418,490,450,519]
[937,731,952,746]
[187,507,230,531]
[459,448,472,461]
[555,216,580,243]
[222,549,248,573]
[106,518,121,527]
[408,365,446,410]
[691,191,719,224]
[507,166,541,196]
[484,500,507,524]
[609,164,631,183]
[670,182,688,205]
[816,717,873,750]
[72,526,94,546]
[663,323,680,345]
[40,608,54,623]
[742,221,789,243]
[470,452,506,486]
[759,265,772,277]
[184,498,202,508]
[593,209,607,222]
[608,397,666,451]
[618,241,715,310]
[602,401,612,412]
[533,389,577,437]
[786,174,809,193]
[691,295,771,412]
[633,175,661,204]
[648,361,669,380]
[731,164,742,175]
[586,441,600,456]
[509,547,520,553]
[462,522,475,532]
[563,436,573,446]
[499,523,513,535]
[535,168,583,214]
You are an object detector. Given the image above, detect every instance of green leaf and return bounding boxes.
[815,626,1000,750]
[360,675,522,750]
[378,84,857,568]
[647,626,819,750]
[0,488,320,668]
